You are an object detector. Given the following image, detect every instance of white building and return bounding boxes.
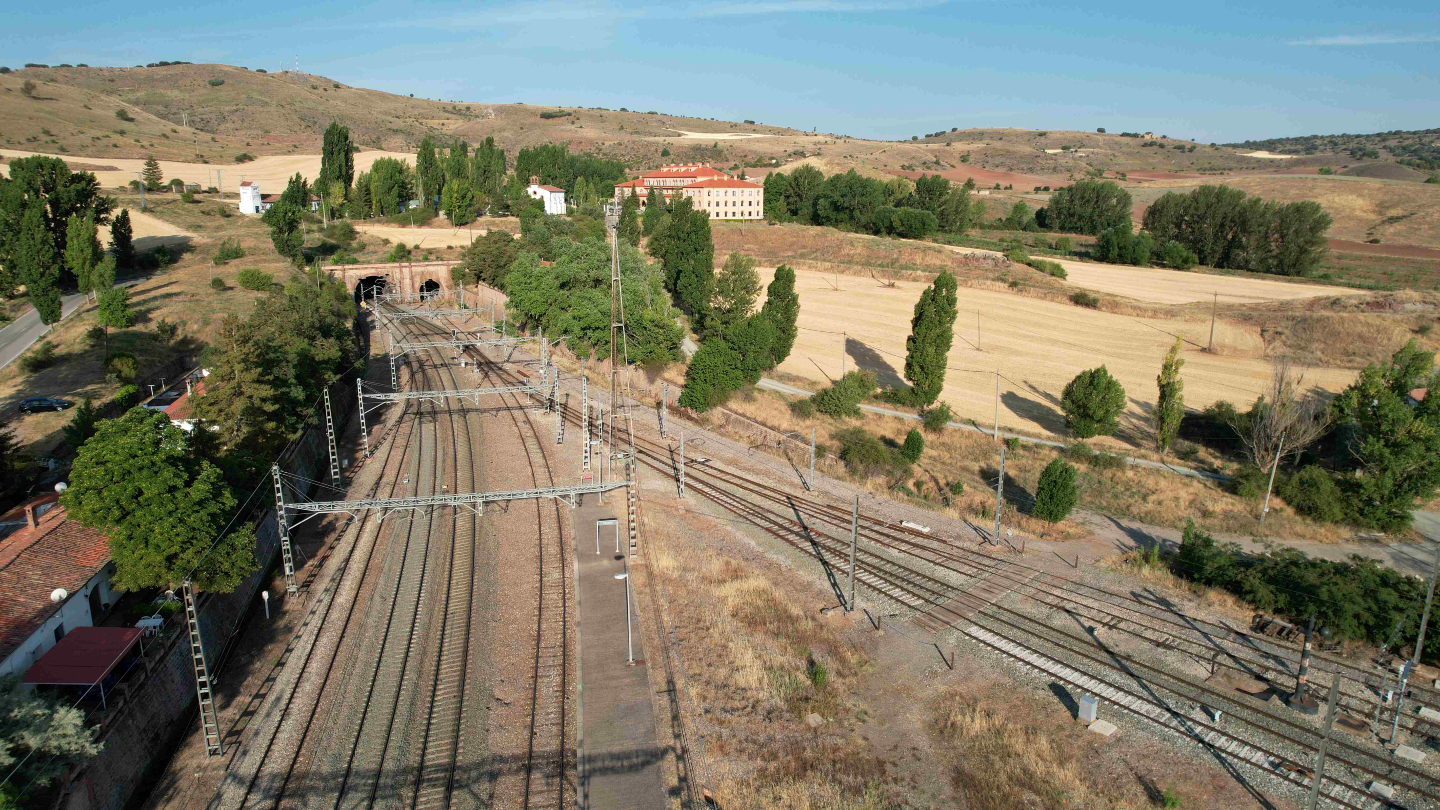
[525,176,567,215]
[238,181,265,214]
[0,494,121,679]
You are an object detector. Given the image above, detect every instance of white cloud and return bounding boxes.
[1288,34,1440,46]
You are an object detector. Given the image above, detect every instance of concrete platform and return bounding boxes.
[572,501,666,810]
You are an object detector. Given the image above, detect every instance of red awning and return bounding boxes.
[23,626,143,686]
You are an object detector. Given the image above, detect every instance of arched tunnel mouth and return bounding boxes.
[355,276,387,304]
[419,279,442,300]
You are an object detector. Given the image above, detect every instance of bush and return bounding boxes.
[105,352,139,383]
[209,277,226,290]
[233,152,256,163]
[20,341,58,373]
[386,242,413,263]
[207,78,224,86]
[1277,466,1345,522]
[115,108,134,121]
[1060,366,1126,438]
[1026,258,1066,279]
[236,267,274,291]
[921,402,954,432]
[1232,465,1270,501]
[323,220,357,245]
[833,427,904,477]
[180,190,194,203]
[1004,247,1029,264]
[678,338,745,412]
[948,480,964,496]
[85,325,106,346]
[154,318,181,343]
[539,110,572,119]
[900,429,924,463]
[811,370,877,418]
[1089,451,1125,471]
[112,384,140,410]
[213,237,244,263]
[1159,240,1199,270]
[1032,458,1078,522]
[789,398,816,419]
[1069,291,1100,308]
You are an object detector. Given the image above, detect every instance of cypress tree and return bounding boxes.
[901,270,959,406]
[109,209,134,268]
[16,204,62,324]
[1155,337,1185,454]
[64,212,100,299]
[759,264,800,366]
[141,156,163,190]
[1032,458,1078,522]
[616,190,641,246]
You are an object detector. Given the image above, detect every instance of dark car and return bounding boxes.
[18,397,73,414]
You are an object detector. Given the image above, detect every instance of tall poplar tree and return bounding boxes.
[64,212,101,299]
[416,136,443,212]
[319,122,355,193]
[901,270,958,406]
[1155,337,1185,454]
[109,208,135,268]
[15,204,62,324]
[616,190,641,247]
[759,263,799,365]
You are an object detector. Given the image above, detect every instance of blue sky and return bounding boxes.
[7,0,1437,143]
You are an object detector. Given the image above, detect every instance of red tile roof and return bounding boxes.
[239,181,255,187]
[639,164,730,181]
[0,496,112,664]
[684,178,764,189]
[164,378,205,421]
[535,185,564,193]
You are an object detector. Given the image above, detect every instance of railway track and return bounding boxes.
[445,330,1438,810]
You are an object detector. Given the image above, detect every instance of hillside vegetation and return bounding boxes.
[1225,127,1440,171]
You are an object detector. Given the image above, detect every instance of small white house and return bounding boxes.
[525,176,567,215]
[239,181,265,214]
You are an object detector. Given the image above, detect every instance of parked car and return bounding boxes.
[18,397,73,414]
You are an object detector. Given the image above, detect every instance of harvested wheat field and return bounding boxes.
[354,220,516,248]
[0,148,415,193]
[98,209,199,249]
[764,266,1358,442]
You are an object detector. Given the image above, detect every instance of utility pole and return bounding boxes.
[993,370,1001,442]
[607,210,623,475]
[659,381,667,438]
[1208,292,1217,353]
[1392,540,1439,742]
[809,428,815,490]
[1305,677,1342,810]
[1260,434,1284,523]
[847,494,858,610]
[678,429,685,498]
[993,441,1006,544]
[134,171,147,211]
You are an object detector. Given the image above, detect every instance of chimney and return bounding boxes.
[529,175,538,186]
[187,377,194,396]
[24,504,38,530]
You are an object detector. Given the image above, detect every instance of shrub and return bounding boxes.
[207,78,224,86]
[105,352,139,383]
[1060,366,1126,438]
[833,427,904,477]
[20,80,38,97]
[1032,458,1078,522]
[1088,451,1125,471]
[539,110,572,119]
[1069,291,1100,308]
[948,480,964,496]
[386,242,413,263]
[1277,465,1345,522]
[213,237,244,263]
[233,152,256,163]
[236,267,274,291]
[1232,465,1269,501]
[154,318,181,343]
[789,398,816,419]
[1159,240,1199,270]
[20,341,58,373]
[112,384,140,410]
[811,370,877,418]
[1004,247,1029,264]
[921,402,954,432]
[323,220,357,245]
[678,338,745,412]
[901,429,924,463]
[115,108,133,121]
[1026,258,1066,279]
[209,277,226,290]
[180,190,194,203]
[85,325,106,346]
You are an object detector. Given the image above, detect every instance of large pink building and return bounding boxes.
[613,163,764,220]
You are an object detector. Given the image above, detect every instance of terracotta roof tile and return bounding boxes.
[0,496,112,663]
[684,178,764,189]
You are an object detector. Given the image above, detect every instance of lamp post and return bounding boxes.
[261,590,270,619]
[614,568,633,664]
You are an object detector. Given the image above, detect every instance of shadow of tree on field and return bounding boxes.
[844,336,904,389]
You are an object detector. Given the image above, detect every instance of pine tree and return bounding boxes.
[901,270,959,406]
[141,156,163,190]
[759,264,799,366]
[64,212,100,299]
[1032,458,1078,522]
[15,204,62,324]
[109,208,135,267]
[617,190,641,246]
[1155,337,1185,454]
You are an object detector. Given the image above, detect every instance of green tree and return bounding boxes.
[95,285,132,360]
[416,136,443,212]
[812,370,877,418]
[14,204,62,323]
[1032,458,1078,522]
[319,122,355,193]
[616,190,641,246]
[724,314,778,384]
[1036,179,1132,235]
[64,211,101,299]
[274,173,309,211]
[0,676,101,800]
[0,426,35,508]
[759,263,799,366]
[900,270,958,406]
[654,196,714,320]
[1331,341,1440,531]
[901,428,925,463]
[61,409,257,591]
[1155,337,1185,454]
[0,156,114,291]
[109,208,135,268]
[63,398,100,450]
[264,201,304,266]
[710,251,760,333]
[460,229,520,288]
[1061,366,1127,438]
[678,337,744,412]
[763,171,790,222]
[642,188,666,235]
[141,156,163,191]
[785,165,825,223]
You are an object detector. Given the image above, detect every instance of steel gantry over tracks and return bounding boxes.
[276,478,629,522]
[354,375,555,456]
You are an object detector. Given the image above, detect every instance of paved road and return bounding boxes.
[0,292,88,370]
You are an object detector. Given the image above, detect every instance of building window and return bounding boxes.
[54,623,65,643]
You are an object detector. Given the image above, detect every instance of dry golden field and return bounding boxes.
[761,266,1360,443]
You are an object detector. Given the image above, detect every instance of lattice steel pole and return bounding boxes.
[660,382,667,438]
[626,456,638,558]
[549,364,559,412]
[555,391,565,445]
[184,582,224,757]
[678,429,685,498]
[993,441,1006,545]
[388,330,398,391]
[582,373,592,473]
[272,464,298,593]
[357,378,370,458]
[847,494,858,610]
[324,389,340,487]
[809,428,815,490]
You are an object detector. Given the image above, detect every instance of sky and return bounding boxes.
[5,0,1437,144]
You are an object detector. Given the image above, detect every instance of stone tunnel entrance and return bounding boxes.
[354,276,387,304]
